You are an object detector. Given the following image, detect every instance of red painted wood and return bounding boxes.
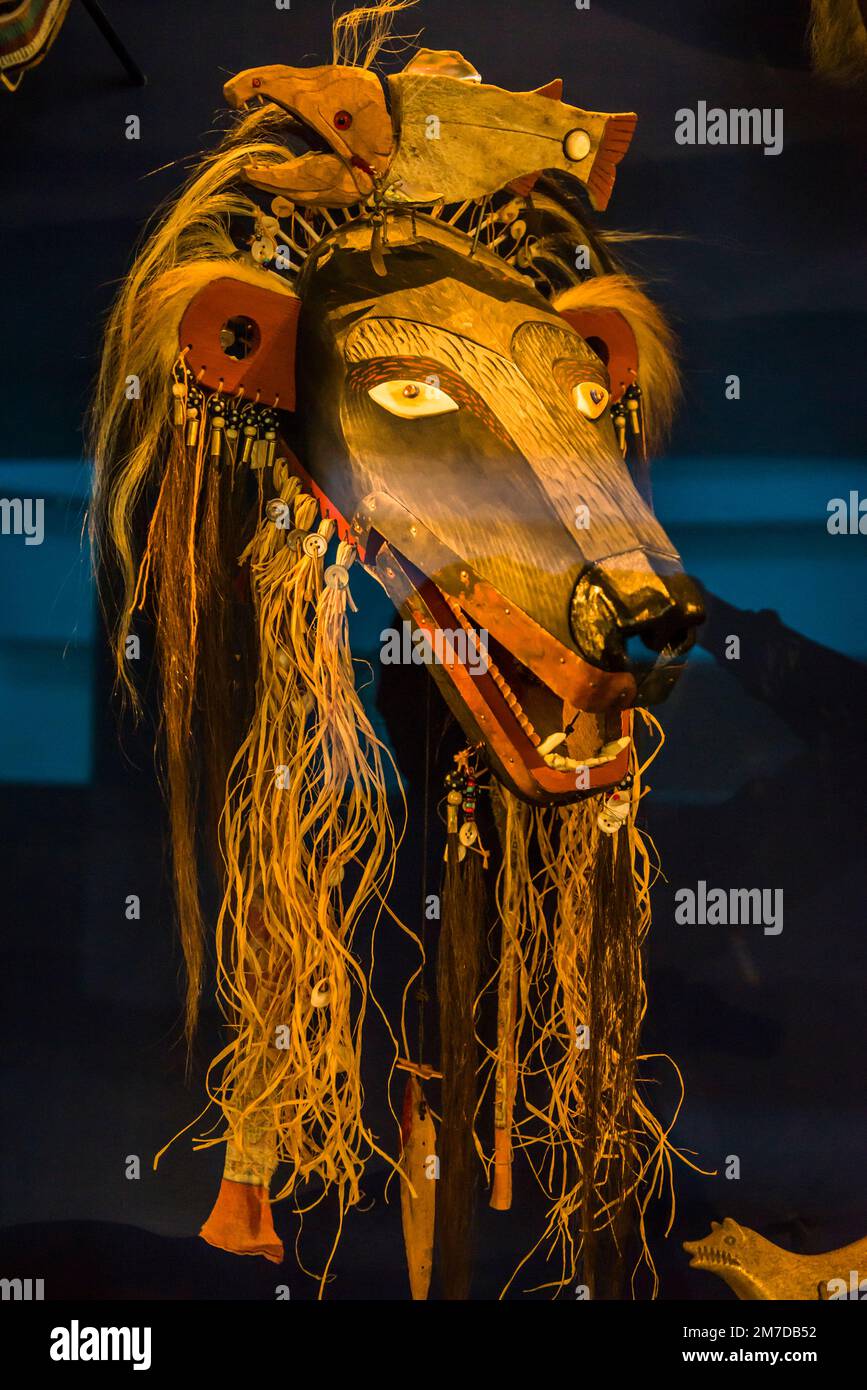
[558,306,639,402]
[179,277,301,409]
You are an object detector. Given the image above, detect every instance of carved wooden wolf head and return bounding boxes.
[167,51,703,806]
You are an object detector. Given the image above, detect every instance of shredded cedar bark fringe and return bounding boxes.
[482,713,706,1298]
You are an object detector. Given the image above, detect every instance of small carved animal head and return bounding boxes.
[683,1218,765,1298]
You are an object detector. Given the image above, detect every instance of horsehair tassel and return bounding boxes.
[185,390,202,450]
[264,430,278,473]
[171,378,187,428]
[224,400,240,466]
[208,395,226,462]
[240,408,257,464]
[436,819,486,1300]
[625,383,642,438]
[580,827,643,1299]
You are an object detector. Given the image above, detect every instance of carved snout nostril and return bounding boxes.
[570,558,705,672]
[627,577,704,659]
[624,622,695,665]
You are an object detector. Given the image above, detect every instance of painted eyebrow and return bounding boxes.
[347,355,458,391]
[348,356,516,446]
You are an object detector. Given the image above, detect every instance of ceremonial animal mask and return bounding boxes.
[176,48,703,805]
[92,21,703,1301]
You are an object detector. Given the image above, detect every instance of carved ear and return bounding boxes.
[557,306,638,403]
[179,275,301,409]
[554,274,680,452]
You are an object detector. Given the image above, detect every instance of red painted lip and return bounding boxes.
[403,572,631,804]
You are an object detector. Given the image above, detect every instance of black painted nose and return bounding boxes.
[570,551,705,673]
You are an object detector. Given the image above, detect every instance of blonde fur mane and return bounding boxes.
[809,0,867,86]
[332,0,421,68]
[554,275,680,454]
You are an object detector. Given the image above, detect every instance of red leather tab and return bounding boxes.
[200,1178,284,1263]
[558,306,639,402]
[179,277,300,409]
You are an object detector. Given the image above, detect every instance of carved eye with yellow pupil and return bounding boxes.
[573,381,610,420]
[368,379,459,419]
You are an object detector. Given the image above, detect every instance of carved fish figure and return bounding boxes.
[224,49,635,214]
[684,1218,867,1300]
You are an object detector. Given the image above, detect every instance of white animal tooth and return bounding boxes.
[598,736,630,759]
[537,730,567,756]
[542,750,576,770]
